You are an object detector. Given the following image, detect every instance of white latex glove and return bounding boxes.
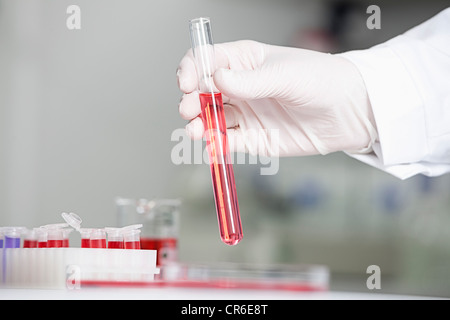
[177,40,378,157]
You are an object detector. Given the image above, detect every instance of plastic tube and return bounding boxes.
[122,225,142,250]
[90,229,107,248]
[3,227,25,249]
[41,223,68,248]
[105,227,124,249]
[62,228,73,247]
[80,228,92,248]
[23,229,38,248]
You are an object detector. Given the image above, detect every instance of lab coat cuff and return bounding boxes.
[339,43,428,167]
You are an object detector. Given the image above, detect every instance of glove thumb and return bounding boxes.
[214,68,275,100]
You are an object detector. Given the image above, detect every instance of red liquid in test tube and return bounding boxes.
[200,93,243,245]
[190,17,243,245]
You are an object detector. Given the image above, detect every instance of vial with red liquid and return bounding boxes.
[23,229,38,248]
[90,229,107,248]
[37,229,48,248]
[41,223,68,248]
[80,228,92,248]
[105,228,124,249]
[123,230,141,249]
[47,230,63,248]
[122,224,142,250]
[62,228,72,247]
[189,17,243,245]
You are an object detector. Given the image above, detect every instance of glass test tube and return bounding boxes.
[189,17,243,245]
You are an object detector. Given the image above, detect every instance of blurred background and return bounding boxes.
[1,0,449,296]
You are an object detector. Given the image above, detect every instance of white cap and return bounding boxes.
[121,224,143,233]
[61,212,82,231]
[41,223,68,230]
[3,227,26,237]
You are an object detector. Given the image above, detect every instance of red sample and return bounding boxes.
[47,240,63,248]
[124,241,141,250]
[81,238,91,248]
[38,241,47,248]
[141,237,177,266]
[90,239,107,249]
[108,241,124,249]
[199,92,243,246]
[23,240,38,248]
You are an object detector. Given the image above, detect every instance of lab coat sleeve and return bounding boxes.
[340,8,450,179]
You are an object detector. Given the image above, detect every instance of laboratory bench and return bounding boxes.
[0,287,442,300]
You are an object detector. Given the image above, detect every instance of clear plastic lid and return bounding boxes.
[24,228,38,240]
[62,228,73,238]
[3,227,26,238]
[41,223,69,230]
[121,224,142,241]
[90,228,106,240]
[79,228,93,239]
[105,227,123,241]
[61,212,82,231]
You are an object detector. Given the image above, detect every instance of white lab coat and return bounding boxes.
[341,8,450,179]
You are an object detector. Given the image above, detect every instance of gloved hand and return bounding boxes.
[177,40,378,157]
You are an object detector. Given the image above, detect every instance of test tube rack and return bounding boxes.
[1,248,160,289]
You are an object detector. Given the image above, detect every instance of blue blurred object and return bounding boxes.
[376,184,404,214]
[291,178,325,210]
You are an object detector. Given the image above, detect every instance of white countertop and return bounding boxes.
[0,287,441,300]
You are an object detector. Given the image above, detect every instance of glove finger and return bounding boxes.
[227,128,248,154]
[223,104,240,129]
[185,117,204,140]
[179,91,200,121]
[214,68,271,101]
[177,49,198,94]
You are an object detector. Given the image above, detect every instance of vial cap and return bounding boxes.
[41,223,69,230]
[121,224,143,233]
[61,212,82,231]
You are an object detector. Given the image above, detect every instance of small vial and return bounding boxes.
[122,224,142,250]
[123,230,141,250]
[37,229,48,248]
[105,228,124,249]
[47,229,63,248]
[23,229,38,248]
[3,227,24,248]
[90,229,107,248]
[41,223,68,248]
[62,228,73,247]
[79,228,92,248]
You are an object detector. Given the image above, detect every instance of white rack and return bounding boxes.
[1,248,160,289]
